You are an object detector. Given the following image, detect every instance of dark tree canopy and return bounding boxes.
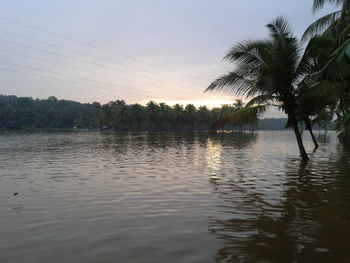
[0,95,295,131]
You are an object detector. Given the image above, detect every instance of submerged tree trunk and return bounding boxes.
[291,120,309,161]
[305,119,319,149]
[308,126,319,149]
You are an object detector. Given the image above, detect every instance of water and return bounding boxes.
[0,131,349,262]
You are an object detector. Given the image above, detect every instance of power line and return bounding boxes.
[0,67,193,101]
[0,38,201,94]
[0,61,197,100]
[0,38,163,83]
[36,0,171,50]
[36,0,226,51]
[0,57,196,95]
[0,67,148,97]
[0,16,202,80]
[0,60,136,89]
[39,0,237,54]
[0,29,201,86]
[0,49,147,85]
[0,29,97,58]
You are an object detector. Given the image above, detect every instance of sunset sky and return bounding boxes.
[0,0,334,115]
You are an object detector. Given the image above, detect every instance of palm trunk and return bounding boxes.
[307,126,319,149]
[291,120,309,161]
[305,119,319,149]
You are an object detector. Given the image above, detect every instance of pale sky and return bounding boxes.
[0,0,335,116]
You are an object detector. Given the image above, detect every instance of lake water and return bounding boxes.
[1,131,350,262]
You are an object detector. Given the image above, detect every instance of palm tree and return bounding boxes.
[205,17,313,160]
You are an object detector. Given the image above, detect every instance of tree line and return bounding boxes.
[0,95,254,130]
[206,0,350,160]
[0,95,101,129]
[2,95,324,131]
[99,99,250,130]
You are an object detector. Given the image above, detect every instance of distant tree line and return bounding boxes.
[0,95,307,131]
[0,95,101,129]
[99,99,251,130]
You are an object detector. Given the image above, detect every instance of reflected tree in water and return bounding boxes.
[208,147,350,262]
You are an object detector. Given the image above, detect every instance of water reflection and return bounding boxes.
[208,139,350,262]
[316,132,331,144]
[206,138,222,176]
[1,131,349,263]
[205,132,257,177]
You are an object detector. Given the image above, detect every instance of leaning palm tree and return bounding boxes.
[303,0,350,43]
[205,17,313,160]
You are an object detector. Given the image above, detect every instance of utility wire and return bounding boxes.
[0,57,197,95]
[0,67,191,101]
[0,38,201,94]
[0,67,148,97]
[0,49,151,86]
[36,0,229,51]
[0,60,140,89]
[0,17,202,80]
[36,0,171,50]
[0,29,201,86]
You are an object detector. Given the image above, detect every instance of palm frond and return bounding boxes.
[302,11,341,41]
[295,36,335,79]
[313,0,344,12]
[314,38,350,82]
[266,17,293,39]
[245,94,276,107]
[205,71,254,96]
[266,17,303,84]
[337,22,350,43]
[210,105,267,130]
[224,40,270,66]
[245,78,272,97]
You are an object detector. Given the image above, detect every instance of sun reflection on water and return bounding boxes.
[205,138,222,177]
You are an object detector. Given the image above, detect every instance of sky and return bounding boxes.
[0,0,335,116]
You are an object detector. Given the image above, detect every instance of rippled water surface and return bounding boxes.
[1,131,350,262]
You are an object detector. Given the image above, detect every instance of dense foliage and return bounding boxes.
[0,95,248,130]
[99,99,251,130]
[0,95,296,131]
[304,0,350,140]
[0,95,101,129]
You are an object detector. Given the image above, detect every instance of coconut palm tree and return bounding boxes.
[205,17,313,160]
